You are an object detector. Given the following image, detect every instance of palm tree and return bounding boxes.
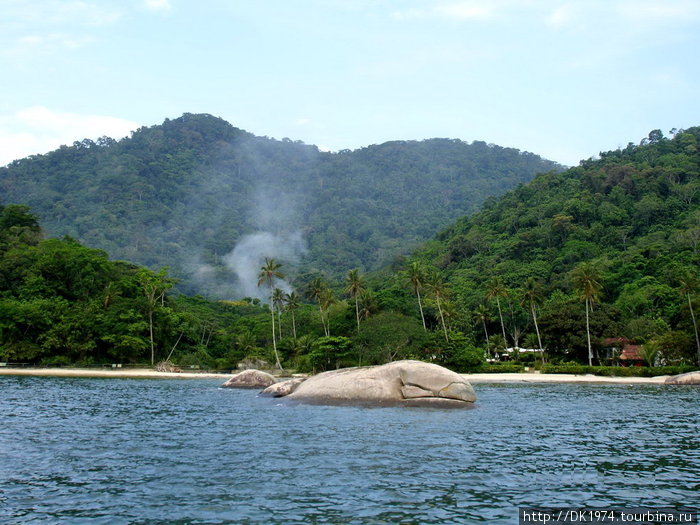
[137,268,173,366]
[572,262,603,367]
[235,330,258,355]
[284,291,300,340]
[257,258,284,369]
[305,277,329,336]
[426,269,449,342]
[319,288,335,337]
[486,277,509,347]
[474,304,490,345]
[345,269,366,334]
[358,290,377,321]
[679,274,700,366]
[406,262,427,330]
[521,277,545,363]
[272,287,285,340]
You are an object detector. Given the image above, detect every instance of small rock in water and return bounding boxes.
[222,369,276,389]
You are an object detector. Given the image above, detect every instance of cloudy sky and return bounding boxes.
[1,0,699,166]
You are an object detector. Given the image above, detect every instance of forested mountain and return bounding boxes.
[0,113,561,297]
[2,128,698,371]
[388,128,700,365]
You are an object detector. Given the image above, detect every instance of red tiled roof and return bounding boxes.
[619,344,642,361]
[603,337,629,346]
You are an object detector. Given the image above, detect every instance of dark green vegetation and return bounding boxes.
[2,126,699,372]
[0,113,560,297]
[0,204,482,370]
[388,128,700,367]
[0,205,441,368]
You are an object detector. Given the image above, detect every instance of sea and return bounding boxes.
[1,377,698,524]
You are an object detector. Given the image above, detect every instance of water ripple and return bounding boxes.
[1,378,698,524]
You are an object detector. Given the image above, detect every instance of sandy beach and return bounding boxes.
[0,367,672,384]
[463,372,670,384]
[0,367,232,380]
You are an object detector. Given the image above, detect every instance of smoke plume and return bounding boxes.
[223,231,306,301]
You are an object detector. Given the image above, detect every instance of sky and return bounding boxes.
[1,0,699,167]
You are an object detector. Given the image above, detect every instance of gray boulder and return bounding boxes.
[280,360,476,407]
[261,377,307,397]
[665,371,700,385]
[222,369,276,389]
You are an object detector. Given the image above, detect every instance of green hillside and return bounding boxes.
[0,113,561,297]
[388,128,700,365]
[2,128,699,371]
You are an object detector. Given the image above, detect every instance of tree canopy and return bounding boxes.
[0,113,561,297]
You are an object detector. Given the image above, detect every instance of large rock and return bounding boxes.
[278,360,476,407]
[261,377,307,397]
[665,371,700,385]
[222,369,276,389]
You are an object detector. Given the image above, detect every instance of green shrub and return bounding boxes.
[477,363,526,373]
[451,344,486,372]
[39,355,72,367]
[540,364,696,377]
[541,364,592,375]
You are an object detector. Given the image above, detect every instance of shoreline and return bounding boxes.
[0,367,672,384]
[463,372,670,384]
[0,367,231,380]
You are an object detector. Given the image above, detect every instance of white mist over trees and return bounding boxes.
[223,231,305,301]
[0,113,563,297]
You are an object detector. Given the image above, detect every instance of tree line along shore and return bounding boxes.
[1,127,699,375]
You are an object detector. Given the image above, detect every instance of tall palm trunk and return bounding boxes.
[436,296,449,342]
[687,292,700,366]
[277,309,282,340]
[531,303,544,364]
[416,289,427,330]
[496,297,507,346]
[354,296,361,334]
[148,309,155,366]
[585,297,593,367]
[318,304,329,337]
[270,292,281,369]
[481,319,490,359]
[291,310,297,340]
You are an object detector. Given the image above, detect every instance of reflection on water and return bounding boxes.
[1,377,698,524]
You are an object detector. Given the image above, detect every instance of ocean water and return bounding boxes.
[0,377,698,524]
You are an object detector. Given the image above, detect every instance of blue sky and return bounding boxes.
[1,0,699,167]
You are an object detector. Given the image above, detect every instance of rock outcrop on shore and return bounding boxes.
[665,371,700,385]
[261,377,307,397]
[264,360,476,407]
[221,369,276,389]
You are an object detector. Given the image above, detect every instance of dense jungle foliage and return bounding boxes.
[0,205,481,371]
[2,127,699,371]
[383,127,700,367]
[0,113,560,297]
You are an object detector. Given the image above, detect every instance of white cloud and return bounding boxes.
[546,4,576,29]
[0,107,138,166]
[4,33,96,56]
[143,0,172,12]
[1,1,120,58]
